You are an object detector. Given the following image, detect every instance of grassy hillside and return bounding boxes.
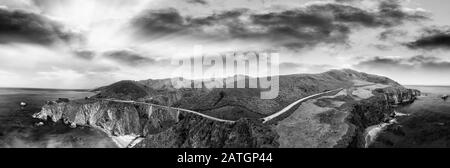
[92,69,403,120]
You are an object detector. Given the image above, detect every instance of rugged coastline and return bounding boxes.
[32,99,278,148]
[32,70,421,148]
[348,87,421,147]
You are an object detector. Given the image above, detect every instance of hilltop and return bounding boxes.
[92,80,155,100]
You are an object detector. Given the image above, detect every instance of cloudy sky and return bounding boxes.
[1,0,450,89]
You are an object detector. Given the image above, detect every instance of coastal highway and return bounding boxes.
[102,99,236,123]
[101,88,344,125]
[100,88,344,148]
[261,88,344,124]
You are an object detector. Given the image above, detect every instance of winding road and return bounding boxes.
[261,88,343,123]
[102,99,236,123]
[100,88,344,148]
[102,88,343,125]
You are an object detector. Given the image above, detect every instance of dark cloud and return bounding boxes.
[406,27,450,50]
[186,0,208,5]
[0,8,79,45]
[357,57,400,67]
[103,50,156,66]
[73,50,96,60]
[354,55,450,71]
[132,8,249,38]
[132,0,428,50]
[132,8,188,35]
[377,0,428,24]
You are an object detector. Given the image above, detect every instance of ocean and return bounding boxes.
[370,85,450,148]
[0,88,117,148]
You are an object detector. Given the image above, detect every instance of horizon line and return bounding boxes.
[0,87,91,91]
[2,84,450,91]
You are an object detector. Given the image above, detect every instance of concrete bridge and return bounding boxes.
[102,99,236,123]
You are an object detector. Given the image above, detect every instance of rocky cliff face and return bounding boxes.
[346,87,420,147]
[351,87,420,128]
[33,100,180,137]
[135,115,278,148]
[33,70,420,148]
[33,100,278,148]
[33,87,419,148]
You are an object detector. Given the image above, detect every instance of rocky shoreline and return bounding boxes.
[32,99,279,148]
[32,87,420,148]
[31,70,421,148]
[345,88,420,148]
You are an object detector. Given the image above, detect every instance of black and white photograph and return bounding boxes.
[0,0,450,152]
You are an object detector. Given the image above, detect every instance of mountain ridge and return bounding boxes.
[90,69,403,120]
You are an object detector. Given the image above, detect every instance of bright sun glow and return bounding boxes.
[38,0,153,50]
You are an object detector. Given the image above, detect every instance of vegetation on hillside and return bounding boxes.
[91,69,403,120]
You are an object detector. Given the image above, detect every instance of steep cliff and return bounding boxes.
[33,100,278,148]
[33,100,180,137]
[135,115,278,148]
[351,87,421,129]
[345,87,421,147]
[33,69,420,148]
[270,82,420,148]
